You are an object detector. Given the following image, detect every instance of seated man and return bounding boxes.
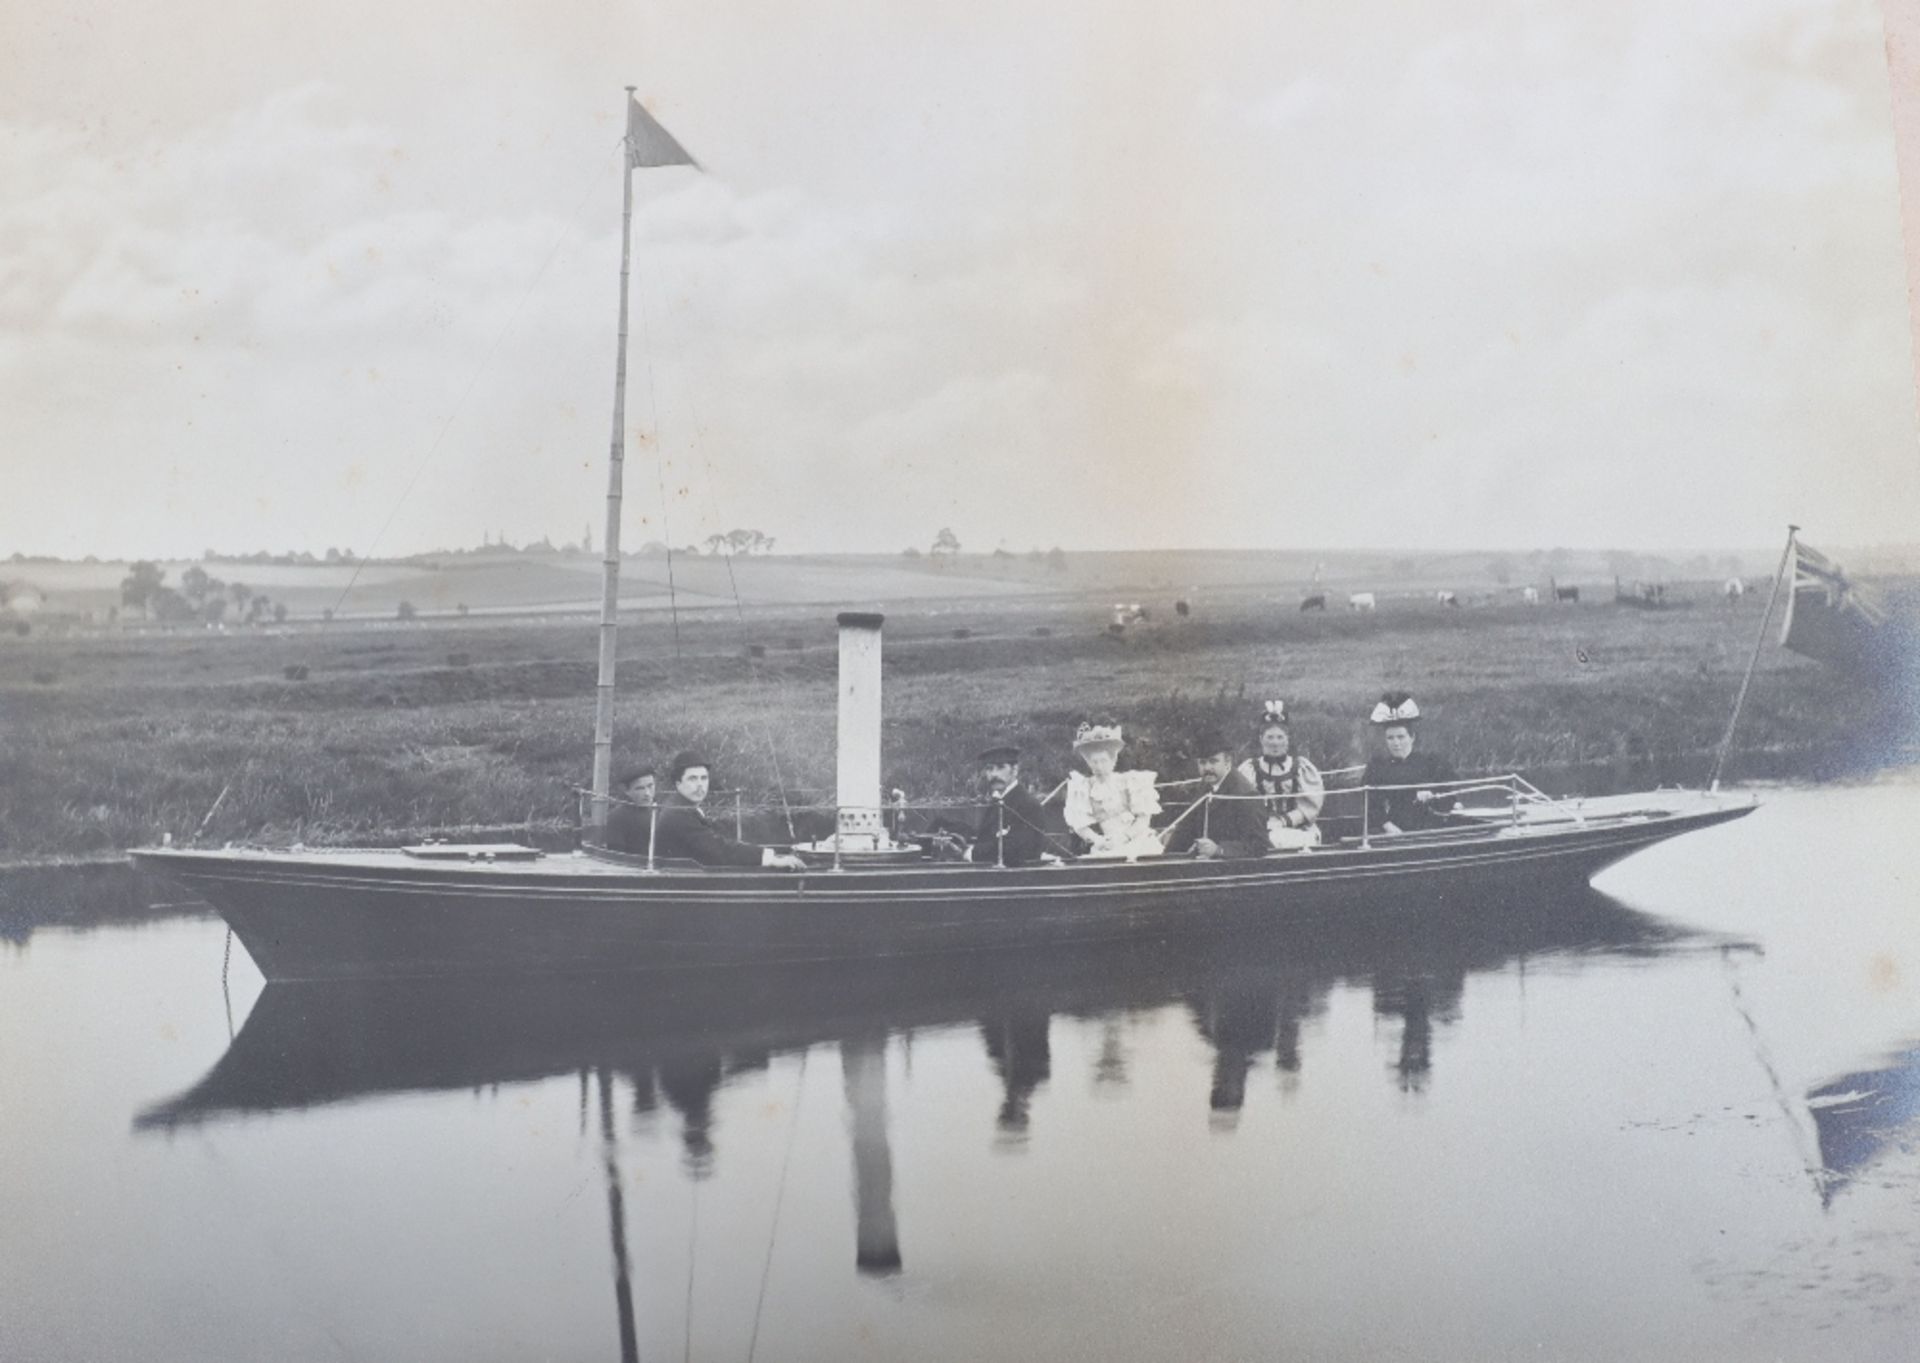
[1362,692,1458,834]
[602,766,657,856]
[966,744,1052,866]
[1161,733,1269,859]
[654,752,806,869]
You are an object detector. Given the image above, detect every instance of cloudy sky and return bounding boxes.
[3,0,1916,559]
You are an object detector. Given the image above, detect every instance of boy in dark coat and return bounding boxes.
[654,753,807,869]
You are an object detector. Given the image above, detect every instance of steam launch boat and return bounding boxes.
[128,93,1757,981]
[130,612,1757,981]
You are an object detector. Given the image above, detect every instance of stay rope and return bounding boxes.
[328,141,627,620]
[188,144,625,846]
[661,334,800,840]
[746,1049,808,1363]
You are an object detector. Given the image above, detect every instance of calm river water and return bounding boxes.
[3,781,1918,1362]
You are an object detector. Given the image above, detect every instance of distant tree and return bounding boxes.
[992,547,1013,559]
[1486,554,1516,586]
[180,564,213,606]
[322,607,335,623]
[325,547,341,563]
[725,528,759,556]
[931,527,960,558]
[1046,546,1068,574]
[247,596,270,624]
[456,602,470,616]
[120,561,166,617]
[396,600,417,621]
[704,533,729,556]
[150,587,195,624]
[902,546,922,558]
[229,581,253,618]
[202,598,228,626]
[273,602,288,624]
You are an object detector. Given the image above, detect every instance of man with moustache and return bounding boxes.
[967,744,1051,866]
[1161,732,1270,859]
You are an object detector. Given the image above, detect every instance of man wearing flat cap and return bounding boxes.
[968,744,1050,866]
[1162,732,1268,859]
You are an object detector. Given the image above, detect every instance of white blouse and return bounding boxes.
[1064,769,1164,858]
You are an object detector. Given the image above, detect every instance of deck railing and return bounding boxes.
[577,770,1569,869]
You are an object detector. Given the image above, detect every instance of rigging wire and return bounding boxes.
[745,1049,809,1363]
[327,139,627,620]
[1719,947,1829,1203]
[188,145,624,845]
[628,246,684,665]
[661,325,801,839]
[683,1177,698,1363]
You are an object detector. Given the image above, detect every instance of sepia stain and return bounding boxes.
[1866,954,1901,993]
[158,1022,177,1043]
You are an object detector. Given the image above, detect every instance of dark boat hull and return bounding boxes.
[130,802,1754,981]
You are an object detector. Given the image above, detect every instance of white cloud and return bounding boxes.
[1,0,1914,558]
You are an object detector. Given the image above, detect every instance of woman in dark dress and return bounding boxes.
[1361,691,1457,834]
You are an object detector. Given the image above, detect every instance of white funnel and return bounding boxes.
[835,612,885,843]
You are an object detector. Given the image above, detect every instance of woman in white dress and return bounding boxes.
[1063,722,1164,859]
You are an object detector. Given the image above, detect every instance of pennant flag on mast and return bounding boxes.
[626,96,700,170]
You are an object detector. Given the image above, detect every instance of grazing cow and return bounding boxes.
[1348,592,1377,612]
[1522,586,1540,605]
[1550,578,1580,604]
[1436,590,1459,607]
[1723,577,1745,603]
[1174,598,1190,617]
[1299,593,1327,612]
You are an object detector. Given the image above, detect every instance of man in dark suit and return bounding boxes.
[1162,733,1269,859]
[967,744,1052,866]
[654,753,807,869]
[603,766,657,856]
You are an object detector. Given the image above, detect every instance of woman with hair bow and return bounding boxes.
[1235,700,1324,850]
[1362,691,1458,834]
[1062,722,1164,859]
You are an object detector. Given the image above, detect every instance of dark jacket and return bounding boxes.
[653,792,768,867]
[1362,752,1458,832]
[968,782,1051,866]
[604,801,655,857]
[1162,768,1268,858]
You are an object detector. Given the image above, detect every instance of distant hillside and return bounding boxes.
[12,542,1889,623]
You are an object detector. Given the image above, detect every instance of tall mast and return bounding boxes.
[591,86,640,824]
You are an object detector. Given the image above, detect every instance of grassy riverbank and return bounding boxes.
[1,586,1909,858]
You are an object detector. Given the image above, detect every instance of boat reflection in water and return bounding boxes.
[138,888,1741,1289]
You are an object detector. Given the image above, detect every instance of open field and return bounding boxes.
[0,544,1817,622]
[2,577,1912,859]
